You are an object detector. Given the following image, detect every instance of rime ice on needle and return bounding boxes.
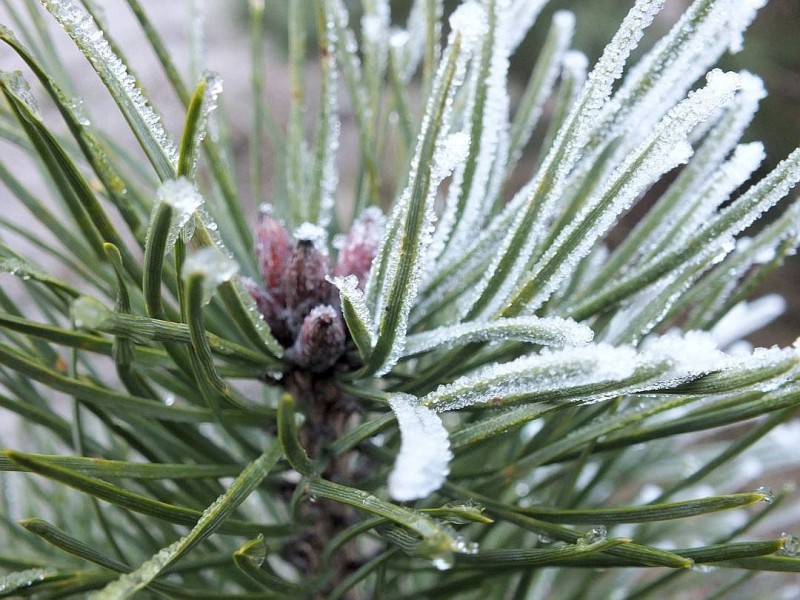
[404,315,593,356]
[432,131,471,180]
[365,1,486,376]
[41,0,179,171]
[387,394,452,501]
[423,343,640,412]
[512,70,743,316]
[1,71,42,119]
[447,1,488,54]
[460,0,665,322]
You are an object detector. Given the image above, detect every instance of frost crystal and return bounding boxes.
[641,330,728,379]
[1,71,42,119]
[388,394,452,501]
[448,1,488,55]
[184,71,223,177]
[293,222,328,250]
[404,316,593,356]
[423,344,640,412]
[156,178,203,249]
[432,131,471,179]
[182,247,239,302]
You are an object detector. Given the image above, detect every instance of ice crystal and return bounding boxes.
[1,71,41,119]
[182,247,238,301]
[155,178,203,249]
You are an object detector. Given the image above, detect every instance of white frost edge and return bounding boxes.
[387,394,452,501]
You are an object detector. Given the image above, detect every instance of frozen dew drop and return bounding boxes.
[580,526,607,545]
[779,533,800,557]
[753,485,774,504]
[156,177,204,249]
[537,533,554,544]
[71,296,111,330]
[690,564,717,574]
[182,247,239,302]
[0,568,55,593]
[68,97,91,126]
[515,482,531,498]
[431,552,455,571]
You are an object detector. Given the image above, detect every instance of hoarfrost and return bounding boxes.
[330,274,375,351]
[433,131,471,179]
[510,70,742,315]
[727,0,767,53]
[563,49,589,76]
[155,177,203,249]
[460,0,665,321]
[640,330,728,379]
[448,1,488,55]
[184,71,223,177]
[423,343,639,411]
[434,0,515,270]
[505,10,575,170]
[1,71,42,119]
[404,315,593,356]
[367,13,482,375]
[655,141,765,258]
[182,247,239,302]
[593,0,766,157]
[294,222,328,250]
[387,394,452,501]
[92,540,183,599]
[41,0,179,172]
[316,7,341,228]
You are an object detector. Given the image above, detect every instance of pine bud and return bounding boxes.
[241,276,293,347]
[287,305,346,373]
[334,206,384,288]
[283,225,336,334]
[255,205,293,299]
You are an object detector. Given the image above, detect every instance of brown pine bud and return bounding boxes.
[287,305,346,373]
[255,205,293,299]
[282,224,336,334]
[334,206,385,288]
[241,276,293,347]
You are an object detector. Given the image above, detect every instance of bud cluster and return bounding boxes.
[244,206,383,374]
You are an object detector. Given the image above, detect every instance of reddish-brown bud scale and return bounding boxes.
[334,206,385,288]
[282,237,336,335]
[255,205,293,299]
[287,305,346,373]
[241,276,293,347]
